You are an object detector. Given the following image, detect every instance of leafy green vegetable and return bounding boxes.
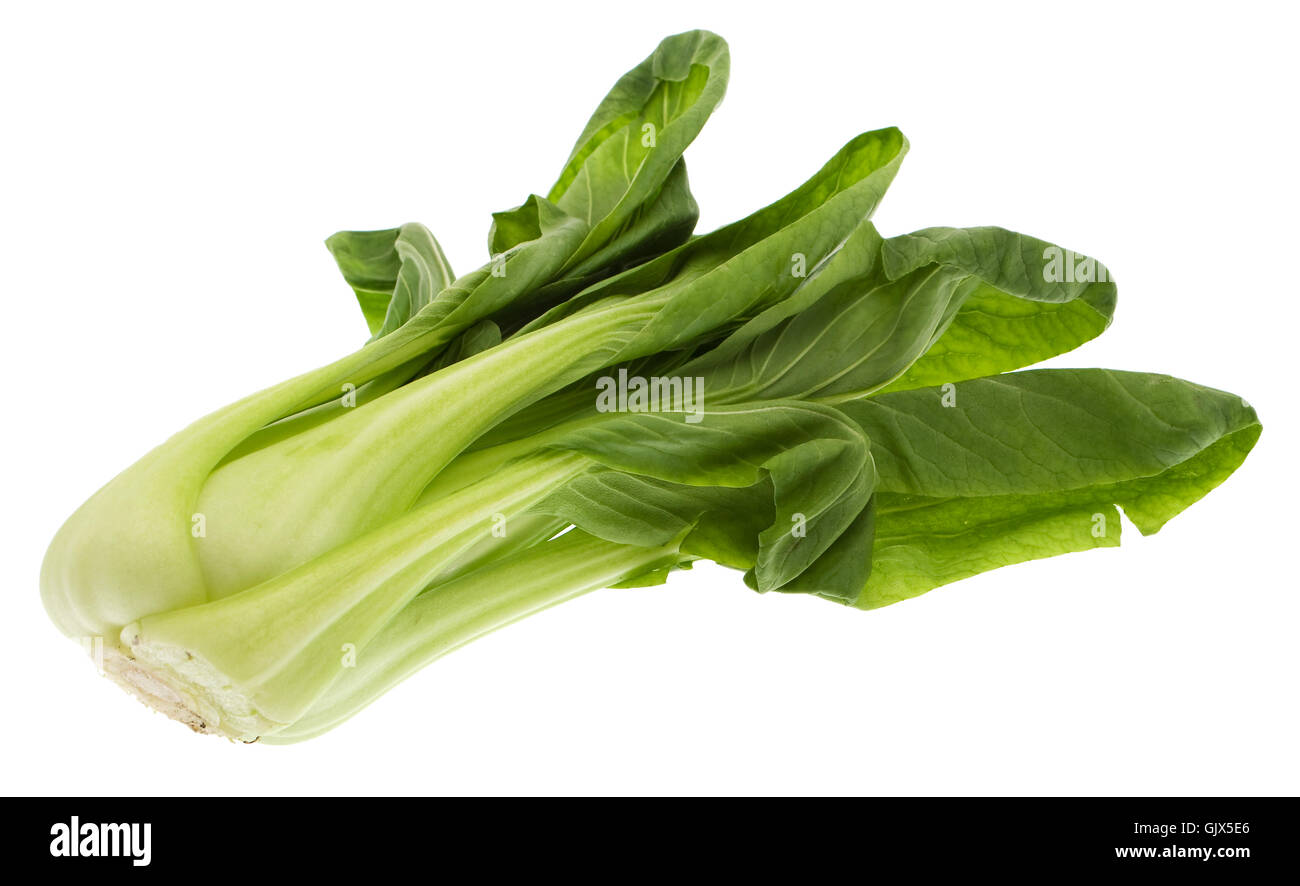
[40,30,1260,743]
[840,369,1260,606]
[326,223,456,339]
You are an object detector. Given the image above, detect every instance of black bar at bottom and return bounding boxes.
[4,797,1292,872]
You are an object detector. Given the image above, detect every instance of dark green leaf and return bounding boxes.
[837,369,1261,607]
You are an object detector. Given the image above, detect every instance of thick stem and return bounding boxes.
[39,296,482,638]
[264,530,684,743]
[194,296,660,597]
[119,452,591,740]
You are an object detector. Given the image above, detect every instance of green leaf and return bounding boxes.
[677,222,965,403]
[325,223,456,339]
[519,220,1100,417]
[559,157,700,282]
[518,127,909,351]
[836,369,1261,608]
[322,33,729,376]
[516,29,727,266]
[489,158,700,333]
[534,472,771,570]
[763,498,876,602]
[875,227,1116,391]
[535,402,875,593]
[472,132,909,450]
[486,29,728,291]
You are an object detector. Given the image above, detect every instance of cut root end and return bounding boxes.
[101,642,276,742]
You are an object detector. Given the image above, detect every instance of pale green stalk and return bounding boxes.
[266,529,684,743]
[41,306,511,638]
[194,294,664,596]
[114,451,590,739]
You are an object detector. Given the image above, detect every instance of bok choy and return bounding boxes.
[40,30,1261,742]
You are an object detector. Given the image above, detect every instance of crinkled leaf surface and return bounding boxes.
[876,227,1116,391]
[837,369,1261,608]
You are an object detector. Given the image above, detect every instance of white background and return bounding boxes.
[2,1,1295,796]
